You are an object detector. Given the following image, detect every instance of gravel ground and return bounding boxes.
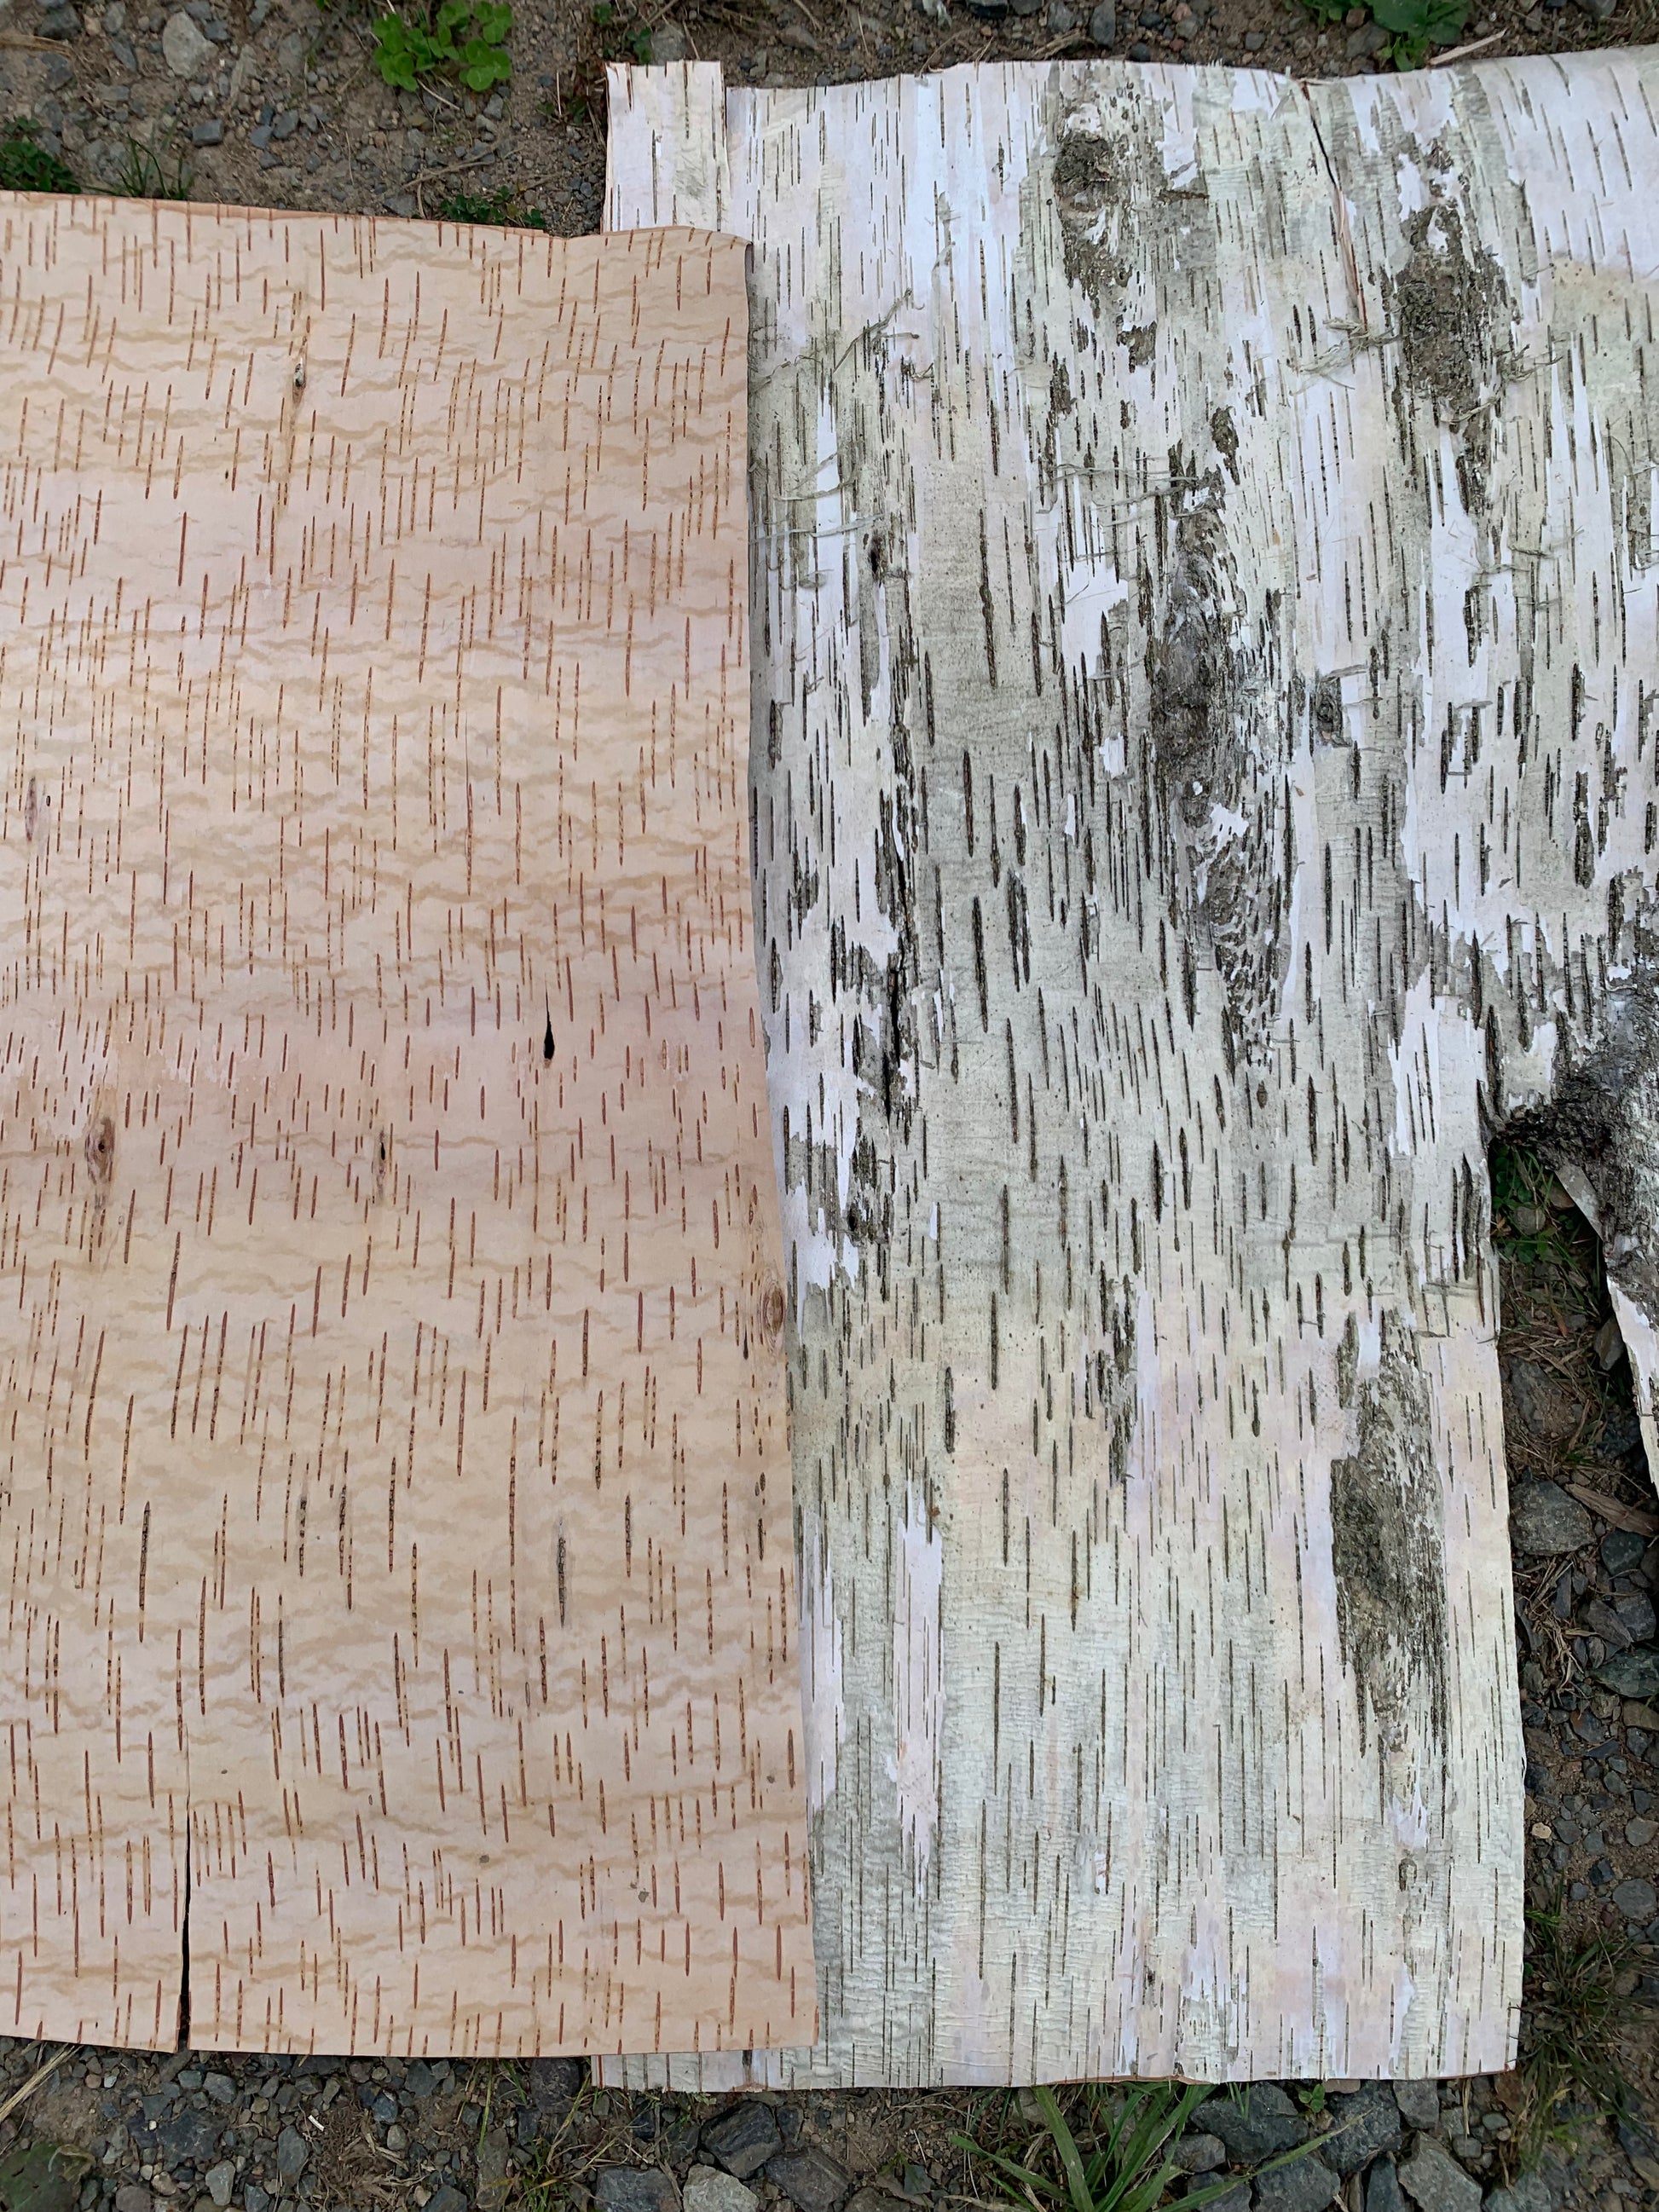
[0,0,1652,235]
[1,6,1658,2203]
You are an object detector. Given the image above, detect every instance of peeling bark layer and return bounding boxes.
[606,52,1659,2084]
[0,200,814,2054]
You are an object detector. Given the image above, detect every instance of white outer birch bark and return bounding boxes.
[606,51,1659,2087]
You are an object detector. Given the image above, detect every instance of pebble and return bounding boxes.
[595,2173,680,2212]
[1595,1314,1626,1368]
[685,2168,760,2212]
[1364,2160,1405,2212]
[1325,2083,1404,2174]
[767,2151,851,2212]
[1087,0,1115,42]
[115,2192,153,2212]
[1597,1644,1659,1699]
[702,2108,783,2183]
[1253,2160,1339,2212]
[1509,1481,1594,1556]
[1170,2134,1224,2173]
[1392,2082,1441,2131]
[1613,1874,1657,1920]
[427,2190,470,2212]
[203,2163,234,2209]
[274,2127,309,2183]
[1603,1529,1648,1574]
[1506,1360,1581,1442]
[39,3,81,36]
[1194,2086,1306,2161]
[190,118,223,142]
[1397,2139,1483,2212]
[160,7,210,74]
[1243,26,1265,46]
[1483,2180,1555,2212]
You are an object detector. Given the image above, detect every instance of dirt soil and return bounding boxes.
[0,0,1655,234]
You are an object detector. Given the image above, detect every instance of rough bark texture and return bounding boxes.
[0,199,815,2055]
[605,52,1659,2085]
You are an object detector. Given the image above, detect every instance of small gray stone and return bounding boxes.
[1627,1815,1657,1845]
[1596,1643,1659,1699]
[650,21,688,60]
[39,3,81,37]
[270,109,298,141]
[1482,2178,1554,2212]
[1344,18,1388,52]
[1509,1481,1593,1557]
[161,7,211,73]
[250,121,271,147]
[1613,1874,1657,1920]
[766,2152,851,2212]
[1398,2139,1483,2212]
[1584,1596,1636,1650]
[1171,2135,1225,2174]
[1575,0,1616,18]
[844,2194,910,2212]
[1325,2083,1404,2176]
[203,2074,235,2105]
[1087,0,1115,42]
[702,2107,783,2182]
[685,2169,760,2212]
[1195,2088,1307,2163]
[1365,2162,1405,2212]
[243,2191,269,2212]
[1594,1314,1626,1369]
[1126,35,1149,54]
[1392,2083,1440,2132]
[405,2058,438,2097]
[1243,26,1265,46]
[526,2059,583,2109]
[204,2164,235,2210]
[1047,1,1075,28]
[114,2191,153,2212]
[277,28,306,74]
[427,2191,471,2212]
[1602,1528,1647,1574]
[1507,1359,1582,1443]
[385,193,418,217]
[190,117,223,143]
[1188,2188,1248,2212]
[594,2174,679,2212]
[1252,2159,1339,2212]
[274,2128,309,2184]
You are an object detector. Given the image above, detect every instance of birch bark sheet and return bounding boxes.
[606,52,1659,2084]
[0,199,814,2055]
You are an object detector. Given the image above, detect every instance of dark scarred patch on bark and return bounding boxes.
[1329,1313,1448,1756]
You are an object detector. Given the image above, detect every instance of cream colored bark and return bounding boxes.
[605,51,1659,2085]
[0,199,814,2054]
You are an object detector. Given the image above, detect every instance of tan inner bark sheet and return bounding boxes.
[0,197,814,2056]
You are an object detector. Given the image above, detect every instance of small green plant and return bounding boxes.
[1368,0,1468,65]
[592,2,654,64]
[113,136,193,201]
[0,118,78,194]
[957,2083,1314,2212]
[1506,1896,1653,2177]
[431,184,549,228]
[373,0,513,93]
[1293,0,1467,63]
